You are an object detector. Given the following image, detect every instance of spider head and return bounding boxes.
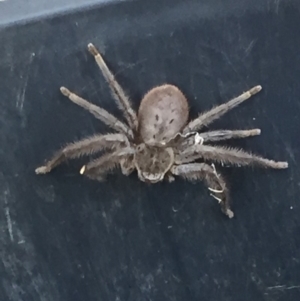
[134,143,174,184]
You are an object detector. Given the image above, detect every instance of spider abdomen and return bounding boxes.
[138,84,189,144]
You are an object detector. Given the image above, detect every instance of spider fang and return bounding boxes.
[142,172,162,182]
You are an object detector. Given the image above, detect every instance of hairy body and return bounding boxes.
[36,43,288,218]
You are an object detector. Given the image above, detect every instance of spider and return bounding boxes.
[35,43,288,218]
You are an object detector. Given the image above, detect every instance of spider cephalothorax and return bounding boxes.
[36,43,288,218]
[134,143,174,183]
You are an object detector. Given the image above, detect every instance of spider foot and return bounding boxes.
[87,43,99,56]
[60,86,71,97]
[35,166,50,174]
[224,208,234,219]
[249,85,262,95]
[275,161,289,169]
[250,129,261,136]
[210,194,234,218]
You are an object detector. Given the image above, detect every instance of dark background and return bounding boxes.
[0,0,299,300]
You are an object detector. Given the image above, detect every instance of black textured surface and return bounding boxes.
[0,0,299,300]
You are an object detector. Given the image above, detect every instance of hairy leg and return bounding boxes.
[80,147,134,181]
[60,87,133,138]
[171,163,233,218]
[88,43,138,131]
[183,85,262,133]
[176,129,260,151]
[120,155,135,176]
[176,144,288,169]
[165,172,175,182]
[199,129,261,143]
[35,133,129,174]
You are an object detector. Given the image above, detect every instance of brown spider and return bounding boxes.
[35,43,288,218]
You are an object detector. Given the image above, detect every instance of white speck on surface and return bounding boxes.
[290,206,293,209]
[5,206,14,242]
[4,192,14,242]
[16,53,34,111]
[172,206,179,212]
[253,117,256,120]
[267,284,300,291]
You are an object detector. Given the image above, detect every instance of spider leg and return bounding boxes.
[80,147,135,181]
[183,85,262,133]
[88,43,138,131]
[176,144,288,169]
[120,156,135,176]
[60,87,133,138]
[35,133,129,174]
[165,172,175,182]
[171,163,234,218]
[199,129,261,143]
[176,129,260,153]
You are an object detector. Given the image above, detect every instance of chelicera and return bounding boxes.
[36,43,288,218]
